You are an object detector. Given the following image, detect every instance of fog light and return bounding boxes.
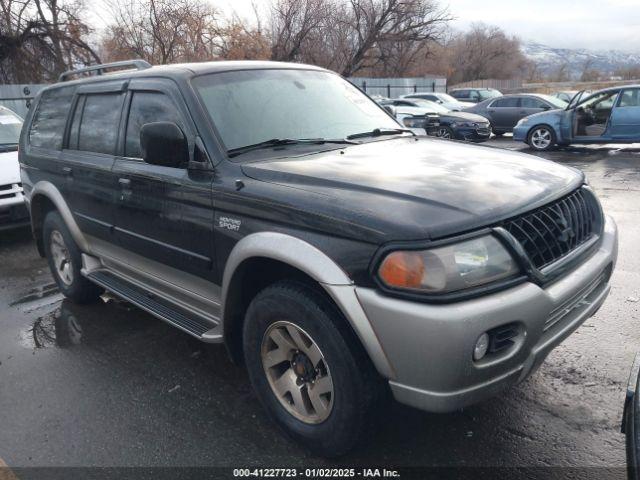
[473,333,490,361]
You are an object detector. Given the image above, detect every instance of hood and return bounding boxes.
[241,137,583,242]
[0,150,20,186]
[521,109,564,122]
[441,111,488,123]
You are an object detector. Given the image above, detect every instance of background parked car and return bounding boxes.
[449,88,502,104]
[552,90,582,103]
[465,93,568,136]
[401,92,474,111]
[514,85,640,151]
[622,353,640,480]
[0,106,28,231]
[387,99,491,141]
[377,99,440,135]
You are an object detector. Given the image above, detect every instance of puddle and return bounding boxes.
[9,283,60,310]
[20,303,84,349]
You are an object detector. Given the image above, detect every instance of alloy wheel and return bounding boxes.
[50,230,74,286]
[261,321,334,424]
[437,127,452,139]
[531,127,552,150]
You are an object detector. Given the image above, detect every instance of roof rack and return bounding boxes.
[58,60,152,82]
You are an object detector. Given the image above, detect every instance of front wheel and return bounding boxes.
[436,126,455,140]
[528,126,557,151]
[243,281,384,457]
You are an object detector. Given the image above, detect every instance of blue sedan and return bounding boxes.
[513,85,640,151]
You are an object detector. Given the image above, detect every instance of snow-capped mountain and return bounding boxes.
[522,42,640,79]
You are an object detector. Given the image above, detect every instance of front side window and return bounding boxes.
[125,92,185,158]
[73,93,125,155]
[192,69,400,155]
[29,87,75,149]
[577,90,619,111]
[618,89,640,108]
[521,97,547,109]
[0,107,23,147]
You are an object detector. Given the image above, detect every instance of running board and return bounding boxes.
[86,270,223,342]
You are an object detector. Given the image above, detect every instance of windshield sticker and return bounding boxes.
[0,115,20,125]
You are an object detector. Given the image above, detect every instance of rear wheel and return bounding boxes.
[528,126,557,151]
[243,281,384,457]
[43,211,103,304]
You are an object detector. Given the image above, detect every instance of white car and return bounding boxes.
[378,99,440,135]
[0,106,28,231]
[401,92,474,111]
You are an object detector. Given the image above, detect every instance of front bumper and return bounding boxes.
[356,215,618,413]
[0,184,28,231]
[513,124,529,142]
[454,126,491,142]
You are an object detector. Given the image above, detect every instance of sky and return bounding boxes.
[91,0,640,53]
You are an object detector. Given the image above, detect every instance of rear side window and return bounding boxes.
[452,90,468,99]
[124,92,185,158]
[618,90,640,107]
[491,97,520,108]
[29,87,75,149]
[72,93,125,155]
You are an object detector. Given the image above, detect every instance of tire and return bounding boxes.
[243,281,384,457]
[527,125,557,151]
[492,130,505,137]
[436,126,455,140]
[43,211,103,304]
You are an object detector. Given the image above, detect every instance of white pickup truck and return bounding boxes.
[0,106,27,231]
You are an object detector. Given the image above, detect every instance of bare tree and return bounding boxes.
[446,24,531,84]
[268,0,449,76]
[102,0,222,64]
[270,0,329,61]
[0,0,100,83]
[614,64,640,80]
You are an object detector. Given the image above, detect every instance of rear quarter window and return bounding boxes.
[29,87,75,150]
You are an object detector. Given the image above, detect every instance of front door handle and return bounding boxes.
[62,166,73,177]
[118,178,131,188]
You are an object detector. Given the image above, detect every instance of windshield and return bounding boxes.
[538,94,568,109]
[0,108,22,145]
[410,99,450,113]
[479,90,502,100]
[192,69,401,154]
[436,93,458,103]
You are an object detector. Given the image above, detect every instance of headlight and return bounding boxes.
[377,235,520,294]
[402,116,426,128]
[516,118,529,126]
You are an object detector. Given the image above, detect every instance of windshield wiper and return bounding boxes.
[228,138,357,158]
[346,128,413,140]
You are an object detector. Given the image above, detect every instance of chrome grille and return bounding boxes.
[504,188,601,270]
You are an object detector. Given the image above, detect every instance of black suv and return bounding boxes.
[21,60,618,456]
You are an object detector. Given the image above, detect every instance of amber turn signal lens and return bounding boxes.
[378,251,425,289]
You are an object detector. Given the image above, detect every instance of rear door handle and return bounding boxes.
[118,178,131,188]
[62,166,73,176]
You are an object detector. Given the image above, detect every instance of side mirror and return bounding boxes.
[140,122,188,168]
[383,105,397,117]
